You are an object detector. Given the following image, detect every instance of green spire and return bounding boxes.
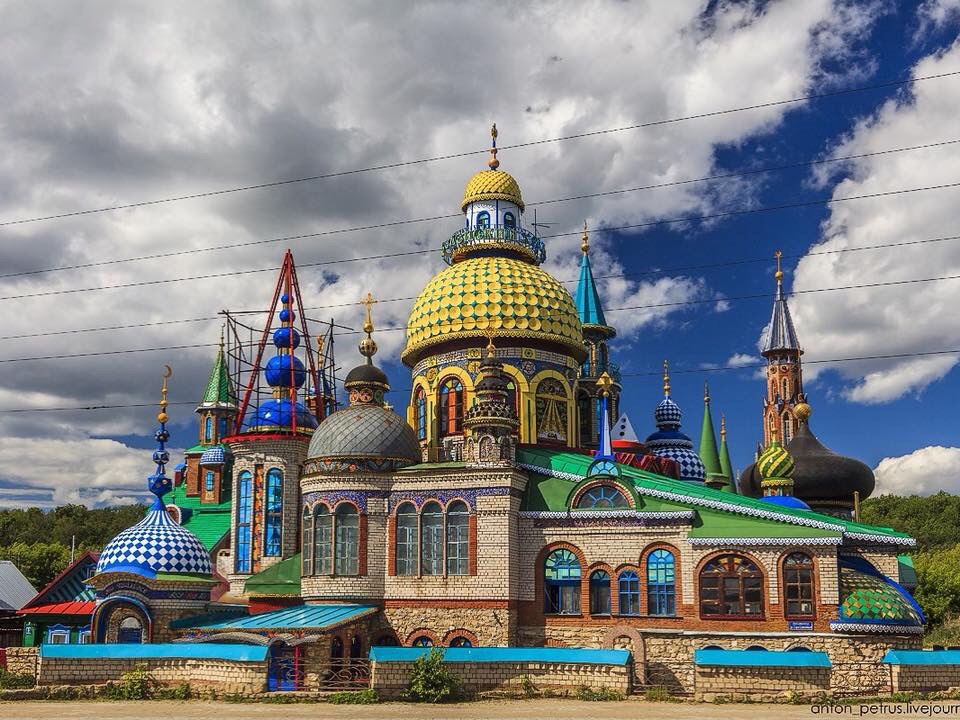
[198,341,237,409]
[719,415,735,493]
[699,381,724,487]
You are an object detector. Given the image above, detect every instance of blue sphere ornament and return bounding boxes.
[265,354,306,387]
[148,473,172,497]
[155,429,170,442]
[279,308,294,323]
[280,293,290,304]
[152,450,170,465]
[272,326,301,349]
[248,399,319,431]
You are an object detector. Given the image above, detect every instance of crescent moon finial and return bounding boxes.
[163,365,173,379]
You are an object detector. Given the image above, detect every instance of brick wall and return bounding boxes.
[891,664,960,692]
[36,656,266,694]
[370,658,631,699]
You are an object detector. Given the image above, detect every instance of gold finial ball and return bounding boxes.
[487,153,500,170]
[775,270,784,281]
[581,221,589,253]
[793,401,812,422]
[157,411,168,424]
[359,336,378,358]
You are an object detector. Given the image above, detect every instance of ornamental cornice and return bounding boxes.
[829,622,924,635]
[688,536,841,547]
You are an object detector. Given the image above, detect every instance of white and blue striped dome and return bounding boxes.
[96,504,212,579]
[199,445,229,466]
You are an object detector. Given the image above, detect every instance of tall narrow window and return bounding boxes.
[219,416,228,439]
[264,468,283,557]
[396,502,418,576]
[438,378,464,437]
[782,413,792,444]
[421,501,444,576]
[618,570,641,616]
[476,210,490,229]
[544,548,581,615]
[302,506,313,575]
[313,504,332,574]
[782,378,790,399]
[446,501,469,575]
[503,211,516,229]
[205,470,215,493]
[335,505,359,575]
[700,554,764,618]
[204,416,213,443]
[647,549,676,616]
[783,552,815,618]
[414,387,427,441]
[235,471,253,573]
[589,570,611,615]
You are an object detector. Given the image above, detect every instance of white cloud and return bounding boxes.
[0,1,884,503]
[918,0,960,30]
[873,446,960,495]
[788,38,960,404]
[726,352,757,368]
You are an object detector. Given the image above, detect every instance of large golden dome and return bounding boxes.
[402,255,584,365]
[461,169,524,211]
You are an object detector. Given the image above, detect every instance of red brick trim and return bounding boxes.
[468,514,478,576]
[387,515,397,577]
[442,628,479,647]
[639,541,683,615]
[404,628,441,647]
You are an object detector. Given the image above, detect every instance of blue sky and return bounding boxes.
[0,1,958,506]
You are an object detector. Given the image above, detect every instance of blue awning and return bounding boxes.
[40,643,267,662]
[369,646,630,666]
[695,649,831,668]
[176,603,377,631]
[884,650,960,665]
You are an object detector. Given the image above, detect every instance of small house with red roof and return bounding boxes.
[18,551,98,646]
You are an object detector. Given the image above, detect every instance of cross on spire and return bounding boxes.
[663,359,671,397]
[488,123,500,170]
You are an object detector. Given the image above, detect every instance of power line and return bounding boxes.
[3,179,959,304]
[3,272,959,362]
[4,136,958,281]
[3,347,958,413]
[2,69,957,230]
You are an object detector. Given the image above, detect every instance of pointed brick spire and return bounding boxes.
[762,250,801,355]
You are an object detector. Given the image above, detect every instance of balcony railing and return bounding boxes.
[442,226,546,265]
[581,360,622,384]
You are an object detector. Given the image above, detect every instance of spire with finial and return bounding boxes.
[574,220,611,331]
[344,292,389,407]
[663,360,671,397]
[719,415,734,492]
[762,249,801,354]
[581,220,590,254]
[359,291,379,362]
[487,123,500,170]
[148,366,174,509]
[699,379,723,489]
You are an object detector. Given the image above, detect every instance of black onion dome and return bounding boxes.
[739,422,875,501]
[344,362,389,389]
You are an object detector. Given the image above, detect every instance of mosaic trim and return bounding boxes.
[415,347,574,376]
[830,621,925,635]
[388,486,513,513]
[517,462,915,545]
[97,581,208,602]
[688,536,841,547]
[519,510,695,521]
[302,490,388,513]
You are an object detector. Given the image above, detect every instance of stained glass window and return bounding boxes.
[577,485,629,509]
[414,387,427,441]
[264,468,283,556]
[235,471,253,573]
[647,549,676,616]
[438,378,464,437]
[544,548,581,614]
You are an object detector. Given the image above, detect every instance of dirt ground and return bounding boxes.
[5,699,960,720]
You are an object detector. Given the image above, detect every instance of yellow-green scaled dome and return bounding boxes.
[758,441,795,479]
[402,255,584,366]
[461,169,524,211]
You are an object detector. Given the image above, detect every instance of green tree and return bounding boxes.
[913,544,960,626]
[0,541,71,589]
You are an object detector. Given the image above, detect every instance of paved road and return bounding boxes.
[7,700,960,720]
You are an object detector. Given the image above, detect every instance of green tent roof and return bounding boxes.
[516,447,913,545]
[699,392,723,482]
[244,554,302,597]
[718,420,734,492]
[199,345,237,409]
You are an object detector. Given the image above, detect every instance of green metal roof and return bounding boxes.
[698,394,723,481]
[719,429,734,491]
[199,345,237,408]
[244,553,302,596]
[516,447,913,544]
[166,484,231,551]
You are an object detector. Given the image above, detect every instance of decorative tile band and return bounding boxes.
[688,536,841,547]
[302,490,388,513]
[844,532,916,547]
[388,486,514,513]
[830,621,924,635]
[519,510,695,521]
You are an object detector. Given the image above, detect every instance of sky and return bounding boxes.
[0,0,958,508]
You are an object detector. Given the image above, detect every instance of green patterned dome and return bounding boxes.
[837,561,924,629]
[402,255,584,366]
[758,441,795,479]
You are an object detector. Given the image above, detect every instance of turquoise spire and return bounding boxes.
[575,222,609,328]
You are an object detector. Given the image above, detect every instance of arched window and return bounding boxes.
[618,570,640,616]
[414,387,427,441]
[204,416,213,443]
[446,501,469,575]
[219,416,228,439]
[476,211,490,229]
[117,617,143,644]
[589,570,611,615]
[350,635,363,659]
[544,548,581,615]
[505,380,517,417]
[421,501,444,576]
[536,378,569,444]
[264,468,283,557]
[205,470,215,493]
[577,485,629,509]
[700,554,764,618]
[503,212,516,229]
[313,504,332,574]
[411,636,433,647]
[782,413,792,444]
[782,378,790,399]
[335,504,359,576]
[395,502,418,576]
[449,636,473,648]
[235,471,253,573]
[647,549,676,617]
[783,552,815,618]
[302,506,313,575]
[438,378,464,437]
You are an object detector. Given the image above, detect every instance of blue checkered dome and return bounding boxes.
[653,445,706,483]
[654,397,682,427]
[96,504,212,579]
[199,445,229,466]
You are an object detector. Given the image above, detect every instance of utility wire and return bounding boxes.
[2,179,959,303]
[3,272,959,362]
[2,69,957,230]
[3,347,958,413]
[3,137,958,281]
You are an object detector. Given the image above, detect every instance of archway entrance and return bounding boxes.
[267,643,303,691]
[117,617,143,644]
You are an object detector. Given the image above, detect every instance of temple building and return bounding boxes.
[56,127,929,697]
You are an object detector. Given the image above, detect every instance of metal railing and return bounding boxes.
[318,659,371,691]
[442,226,546,265]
